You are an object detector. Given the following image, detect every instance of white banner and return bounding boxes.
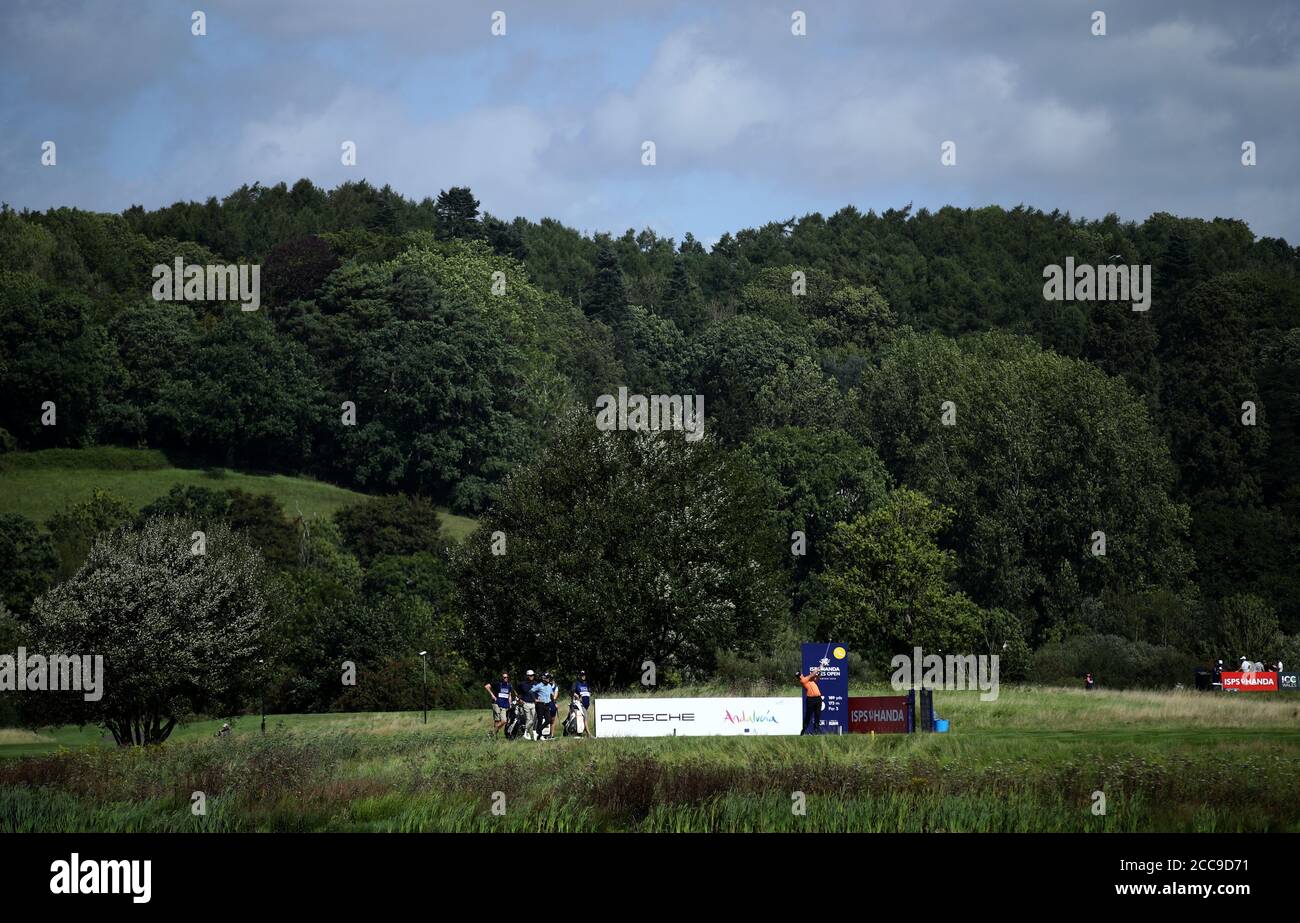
[593,697,803,737]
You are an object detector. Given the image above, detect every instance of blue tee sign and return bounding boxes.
[801,642,849,733]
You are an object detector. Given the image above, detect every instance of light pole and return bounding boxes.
[257,658,266,734]
[418,651,428,724]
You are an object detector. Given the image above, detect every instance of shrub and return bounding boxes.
[1030,633,1199,688]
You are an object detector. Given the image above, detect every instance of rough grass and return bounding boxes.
[0,448,479,541]
[0,730,54,746]
[2,686,1297,832]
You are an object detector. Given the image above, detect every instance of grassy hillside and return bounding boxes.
[0,448,479,541]
[3,686,1298,832]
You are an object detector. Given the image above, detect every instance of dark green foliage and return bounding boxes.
[455,411,787,686]
[434,187,482,241]
[4,182,1298,702]
[0,272,117,448]
[806,490,991,661]
[155,314,325,471]
[685,315,814,442]
[1030,634,1200,689]
[263,235,341,304]
[587,241,628,325]
[858,331,1193,638]
[743,427,890,592]
[45,489,135,581]
[362,552,454,609]
[335,495,447,567]
[224,489,300,571]
[0,514,58,615]
[660,256,707,335]
[138,484,231,526]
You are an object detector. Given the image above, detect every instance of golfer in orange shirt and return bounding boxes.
[798,667,822,735]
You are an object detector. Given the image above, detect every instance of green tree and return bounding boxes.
[324,244,559,510]
[586,241,628,325]
[0,514,58,615]
[751,357,849,431]
[157,313,325,471]
[335,495,447,567]
[743,427,890,586]
[46,489,135,581]
[263,235,341,304]
[1216,593,1281,660]
[139,484,231,526]
[28,518,267,745]
[615,304,686,395]
[807,489,985,660]
[455,411,787,685]
[0,272,117,448]
[225,489,299,570]
[858,331,1192,637]
[661,256,707,335]
[686,315,814,442]
[434,187,482,240]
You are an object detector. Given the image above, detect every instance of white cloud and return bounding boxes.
[590,29,784,162]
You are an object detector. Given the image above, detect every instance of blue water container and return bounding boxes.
[934,719,949,733]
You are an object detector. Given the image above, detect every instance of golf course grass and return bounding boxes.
[0,447,480,541]
[3,685,1297,832]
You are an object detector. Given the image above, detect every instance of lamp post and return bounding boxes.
[257,658,266,734]
[418,651,428,724]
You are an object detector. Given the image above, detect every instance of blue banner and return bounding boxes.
[801,642,849,733]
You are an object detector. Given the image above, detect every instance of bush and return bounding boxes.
[0,447,169,472]
[713,630,873,690]
[1030,634,1199,689]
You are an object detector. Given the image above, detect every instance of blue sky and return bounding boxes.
[2,0,1297,244]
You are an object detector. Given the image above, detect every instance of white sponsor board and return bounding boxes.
[594,697,803,737]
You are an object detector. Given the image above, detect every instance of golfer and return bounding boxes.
[544,671,559,737]
[484,670,512,736]
[798,667,822,735]
[515,670,539,740]
[533,671,554,739]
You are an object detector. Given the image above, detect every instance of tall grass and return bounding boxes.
[3,690,1298,832]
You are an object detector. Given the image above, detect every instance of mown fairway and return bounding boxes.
[3,686,1297,832]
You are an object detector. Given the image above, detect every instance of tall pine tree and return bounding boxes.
[434,187,482,240]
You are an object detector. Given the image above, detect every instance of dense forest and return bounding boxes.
[2,178,1298,728]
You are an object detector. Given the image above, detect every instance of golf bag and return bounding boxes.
[563,696,587,736]
[504,702,528,740]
